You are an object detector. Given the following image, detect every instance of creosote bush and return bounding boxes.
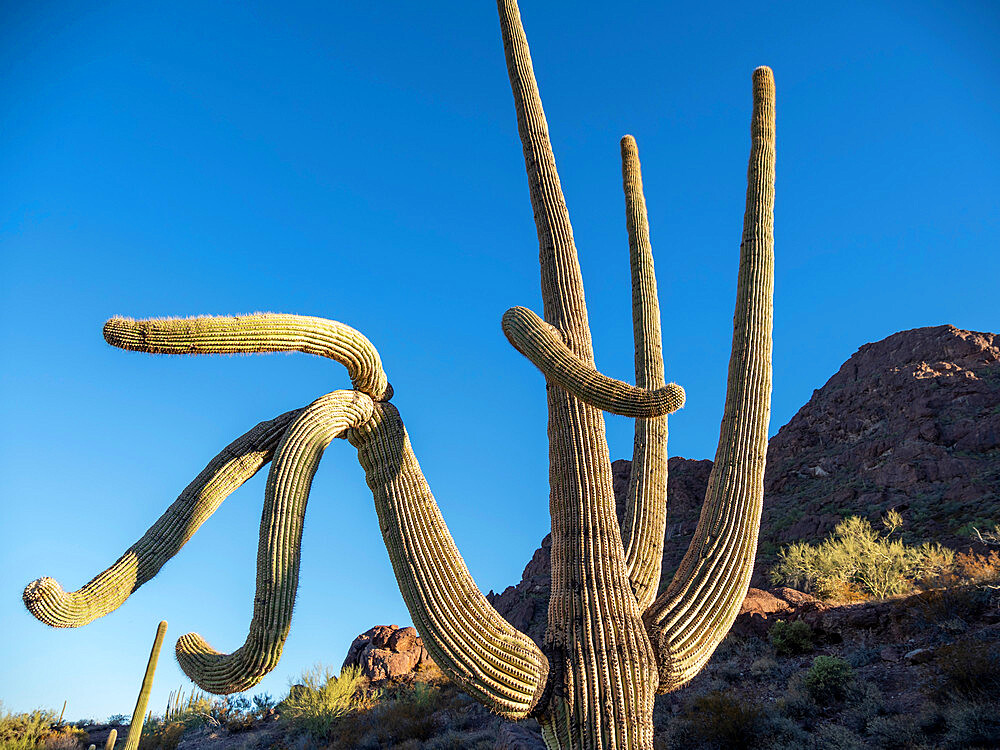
[769,513,955,600]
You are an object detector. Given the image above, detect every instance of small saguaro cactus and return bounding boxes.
[105,728,117,750]
[22,2,775,747]
[123,621,167,750]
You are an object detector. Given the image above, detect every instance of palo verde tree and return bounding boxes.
[23,2,775,748]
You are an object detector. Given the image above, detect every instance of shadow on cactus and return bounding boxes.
[22,1,775,747]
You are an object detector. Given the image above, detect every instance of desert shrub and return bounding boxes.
[915,583,991,627]
[279,664,371,740]
[778,674,816,722]
[843,643,879,668]
[368,682,443,745]
[810,723,867,750]
[941,700,1000,749]
[39,732,83,750]
[670,690,765,749]
[953,549,1000,583]
[137,721,186,750]
[769,513,955,600]
[252,692,276,717]
[424,728,495,750]
[663,690,807,750]
[714,633,767,661]
[106,715,130,726]
[971,523,1000,547]
[804,656,853,704]
[0,706,58,749]
[865,714,923,749]
[839,680,885,734]
[749,656,780,680]
[933,639,1000,699]
[769,620,813,656]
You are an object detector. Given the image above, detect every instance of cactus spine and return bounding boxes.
[22,2,775,746]
[124,621,166,750]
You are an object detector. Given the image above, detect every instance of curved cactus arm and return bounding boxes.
[348,402,549,720]
[501,305,685,418]
[644,66,776,693]
[104,313,391,401]
[22,409,301,628]
[619,135,671,611]
[176,390,374,694]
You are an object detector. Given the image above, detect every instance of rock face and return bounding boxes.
[489,325,1000,643]
[341,624,435,683]
[761,325,999,554]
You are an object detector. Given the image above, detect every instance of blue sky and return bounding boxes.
[2,0,997,721]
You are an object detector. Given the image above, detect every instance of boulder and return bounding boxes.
[343,624,436,683]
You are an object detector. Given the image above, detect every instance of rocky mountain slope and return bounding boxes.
[488,324,1000,643]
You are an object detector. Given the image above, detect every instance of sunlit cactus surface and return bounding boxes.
[23,2,775,747]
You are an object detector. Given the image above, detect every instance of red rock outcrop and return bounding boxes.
[341,624,435,683]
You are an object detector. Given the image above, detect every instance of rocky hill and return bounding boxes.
[488,324,1000,643]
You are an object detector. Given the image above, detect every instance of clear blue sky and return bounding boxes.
[2,0,997,722]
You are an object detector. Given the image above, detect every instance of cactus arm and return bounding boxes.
[22,410,301,628]
[501,306,685,418]
[104,313,391,401]
[496,0,592,349]
[618,135,671,611]
[644,67,775,693]
[176,390,374,694]
[348,402,549,720]
[105,729,117,750]
[123,621,167,750]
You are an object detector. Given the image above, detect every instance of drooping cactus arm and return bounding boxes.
[618,135,671,611]
[348,402,549,720]
[501,305,685,418]
[104,313,391,401]
[176,390,374,694]
[644,66,776,693]
[22,408,301,628]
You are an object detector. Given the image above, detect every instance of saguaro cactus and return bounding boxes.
[22,2,775,747]
[124,621,167,750]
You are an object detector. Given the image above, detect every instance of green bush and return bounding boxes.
[279,664,371,740]
[769,513,955,600]
[804,656,853,704]
[0,703,80,750]
[769,620,813,656]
